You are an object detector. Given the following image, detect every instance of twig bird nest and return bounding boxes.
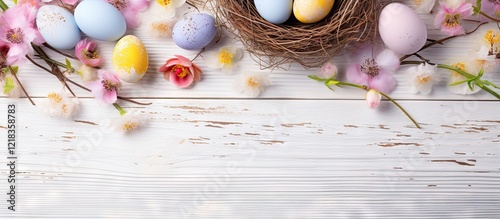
[189,0,382,68]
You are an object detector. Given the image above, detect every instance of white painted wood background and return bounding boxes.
[1,0,500,218]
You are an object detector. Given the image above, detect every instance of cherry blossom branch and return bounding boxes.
[308,76,421,129]
[8,65,35,105]
[26,55,152,105]
[42,43,78,60]
[400,22,488,62]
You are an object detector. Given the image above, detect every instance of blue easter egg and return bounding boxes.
[254,0,293,24]
[74,0,126,41]
[172,13,218,50]
[36,5,81,50]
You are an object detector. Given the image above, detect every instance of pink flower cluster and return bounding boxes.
[0,4,44,65]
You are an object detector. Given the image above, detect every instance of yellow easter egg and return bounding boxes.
[293,0,335,24]
[112,35,149,83]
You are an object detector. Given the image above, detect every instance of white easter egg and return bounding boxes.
[36,5,81,50]
[254,0,293,24]
[379,3,427,55]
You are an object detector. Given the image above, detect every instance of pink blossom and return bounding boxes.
[18,0,44,8]
[434,1,473,36]
[75,38,102,67]
[158,55,202,88]
[346,44,400,94]
[365,89,382,109]
[87,70,122,104]
[41,0,79,6]
[319,62,338,78]
[475,0,500,22]
[0,4,44,65]
[105,0,151,29]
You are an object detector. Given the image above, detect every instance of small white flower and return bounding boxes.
[40,92,79,118]
[204,46,243,74]
[412,0,436,13]
[139,4,177,38]
[447,61,481,95]
[76,64,98,82]
[233,72,272,97]
[1,74,22,98]
[155,0,186,18]
[469,45,497,73]
[113,110,146,132]
[407,63,439,95]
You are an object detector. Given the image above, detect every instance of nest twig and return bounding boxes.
[190,0,382,68]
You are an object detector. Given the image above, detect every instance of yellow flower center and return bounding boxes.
[157,0,171,6]
[246,77,260,88]
[484,30,500,45]
[413,0,422,6]
[219,49,234,65]
[122,122,139,131]
[417,74,431,84]
[173,65,189,78]
[62,104,68,114]
[444,14,460,28]
[451,62,466,77]
[48,92,62,103]
[476,59,487,67]
[152,22,170,34]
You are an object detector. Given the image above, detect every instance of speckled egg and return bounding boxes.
[112,35,149,83]
[379,3,427,55]
[172,13,217,50]
[36,5,81,50]
[74,0,126,41]
[293,0,335,23]
[254,0,293,24]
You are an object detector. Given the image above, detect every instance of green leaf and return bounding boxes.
[65,58,75,74]
[308,75,324,82]
[449,80,468,86]
[473,0,482,15]
[3,77,14,94]
[483,80,500,89]
[10,66,18,74]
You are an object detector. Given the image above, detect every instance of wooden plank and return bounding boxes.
[0,99,499,217]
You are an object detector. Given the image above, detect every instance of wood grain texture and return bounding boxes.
[1,100,500,218]
[1,0,500,218]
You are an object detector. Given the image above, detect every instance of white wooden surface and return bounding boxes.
[1,0,500,218]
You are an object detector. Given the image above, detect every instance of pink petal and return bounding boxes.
[123,9,140,29]
[170,72,194,88]
[442,24,465,36]
[376,49,400,73]
[455,3,473,17]
[346,64,370,87]
[368,72,397,94]
[174,55,194,67]
[434,11,445,28]
[103,90,118,104]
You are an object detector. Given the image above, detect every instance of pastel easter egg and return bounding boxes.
[379,3,427,55]
[112,35,149,83]
[172,13,217,50]
[36,5,81,50]
[293,0,335,24]
[74,0,126,41]
[254,0,293,24]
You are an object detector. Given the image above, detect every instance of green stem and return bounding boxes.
[379,92,421,129]
[330,81,421,129]
[35,55,71,70]
[113,103,127,116]
[437,64,500,100]
[0,0,8,11]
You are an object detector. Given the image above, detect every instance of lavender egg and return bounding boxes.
[172,13,217,50]
[379,3,427,55]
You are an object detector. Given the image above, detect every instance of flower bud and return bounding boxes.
[366,89,382,109]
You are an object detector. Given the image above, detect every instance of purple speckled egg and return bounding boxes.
[172,13,217,50]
